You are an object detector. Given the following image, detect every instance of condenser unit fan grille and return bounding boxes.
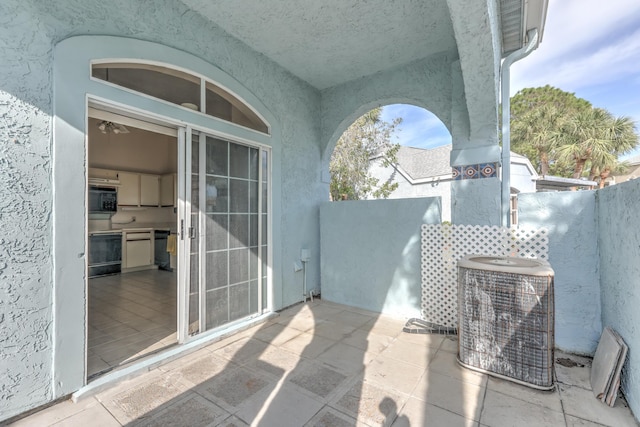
[457,255,555,389]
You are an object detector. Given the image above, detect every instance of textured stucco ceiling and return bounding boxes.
[180,0,457,90]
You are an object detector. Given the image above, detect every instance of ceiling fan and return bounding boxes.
[97,120,130,135]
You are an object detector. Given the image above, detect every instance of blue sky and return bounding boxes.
[382,0,640,158]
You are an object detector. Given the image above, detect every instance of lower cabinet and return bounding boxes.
[124,232,153,268]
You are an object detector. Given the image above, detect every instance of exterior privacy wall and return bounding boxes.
[517,191,601,355]
[368,159,453,222]
[319,198,441,318]
[597,179,640,417]
[0,0,323,420]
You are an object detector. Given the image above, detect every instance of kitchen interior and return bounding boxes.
[87,112,179,378]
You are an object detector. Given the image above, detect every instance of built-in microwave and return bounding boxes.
[89,186,118,214]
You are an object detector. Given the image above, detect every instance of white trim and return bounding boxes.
[177,128,188,343]
[266,150,274,312]
[183,131,274,339]
[198,131,207,332]
[258,149,263,314]
[89,58,271,136]
[184,128,194,336]
[87,107,178,137]
[88,95,272,151]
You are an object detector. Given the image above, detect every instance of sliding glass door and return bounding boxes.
[180,129,269,339]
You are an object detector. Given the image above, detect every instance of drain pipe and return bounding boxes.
[501,29,539,228]
[300,249,310,302]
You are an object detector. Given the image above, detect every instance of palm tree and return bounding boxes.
[511,104,565,175]
[556,109,638,180]
[589,160,630,189]
[510,86,591,176]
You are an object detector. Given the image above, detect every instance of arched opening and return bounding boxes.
[327,103,453,220]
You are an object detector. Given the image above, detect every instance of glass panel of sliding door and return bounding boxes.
[188,132,267,337]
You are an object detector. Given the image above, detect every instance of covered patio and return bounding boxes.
[2,0,640,425]
[12,301,637,426]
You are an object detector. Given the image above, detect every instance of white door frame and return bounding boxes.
[178,128,272,343]
[87,100,272,350]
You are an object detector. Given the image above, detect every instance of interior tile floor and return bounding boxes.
[13,301,638,426]
[87,269,177,378]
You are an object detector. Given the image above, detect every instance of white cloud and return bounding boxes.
[384,105,451,148]
[511,0,640,94]
[512,27,640,93]
[530,0,640,60]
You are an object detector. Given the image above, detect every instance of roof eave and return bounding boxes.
[500,0,548,57]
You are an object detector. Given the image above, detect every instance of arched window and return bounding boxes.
[92,62,269,134]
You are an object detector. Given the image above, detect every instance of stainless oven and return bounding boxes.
[88,232,122,277]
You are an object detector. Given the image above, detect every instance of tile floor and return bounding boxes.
[12,301,639,426]
[88,270,177,377]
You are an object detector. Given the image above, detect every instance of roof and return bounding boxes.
[500,0,548,56]
[536,175,597,191]
[623,154,640,165]
[387,145,539,181]
[393,145,453,180]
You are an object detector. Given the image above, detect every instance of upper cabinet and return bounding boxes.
[117,172,140,206]
[117,172,161,207]
[160,174,176,207]
[140,174,160,206]
[89,168,173,208]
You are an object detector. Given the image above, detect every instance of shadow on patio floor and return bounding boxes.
[10,301,638,426]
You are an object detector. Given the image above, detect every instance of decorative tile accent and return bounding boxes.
[464,165,479,179]
[452,162,498,180]
[480,163,497,178]
[452,166,462,180]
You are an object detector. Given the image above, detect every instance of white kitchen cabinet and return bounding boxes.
[125,234,153,268]
[117,172,161,207]
[117,172,140,206]
[140,174,160,206]
[160,173,176,207]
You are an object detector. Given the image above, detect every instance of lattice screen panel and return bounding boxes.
[420,225,548,328]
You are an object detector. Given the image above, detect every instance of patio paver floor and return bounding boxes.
[10,301,638,426]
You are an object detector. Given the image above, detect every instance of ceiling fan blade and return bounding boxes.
[113,123,130,134]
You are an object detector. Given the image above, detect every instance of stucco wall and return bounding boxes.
[451,179,502,226]
[597,179,640,417]
[320,198,441,318]
[0,0,323,419]
[0,54,53,422]
[518,191,601,354]
[319,53,454,164]
[0,2,56,418]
